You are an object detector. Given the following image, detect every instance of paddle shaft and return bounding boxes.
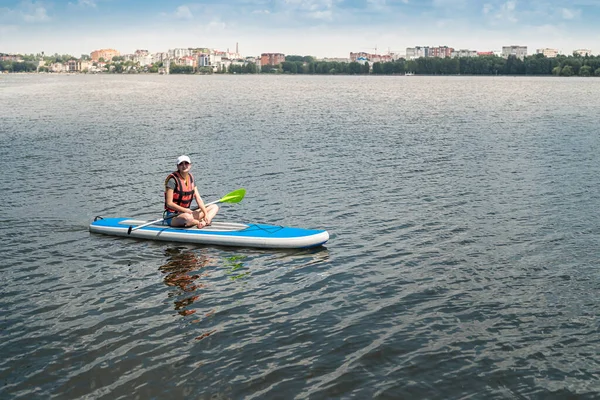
[127,199,219,234]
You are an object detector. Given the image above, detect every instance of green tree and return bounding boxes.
[261,64,277,73]
[560,65,574,76]
[170,62,194,74]
[244,62,257,74]
[362,62,370,74]
[579,65,592,76]
[294,61,305,74]
[281,61,297,73]
[405,59,417,74]
[372,62,383,74]
[561,57,582,75]
[505,55,525,75]
[380,61,392,74]
[441,57,459,74]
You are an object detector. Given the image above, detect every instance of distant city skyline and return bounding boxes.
[1,0,598,58]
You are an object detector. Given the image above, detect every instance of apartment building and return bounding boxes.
[322,57,352,63]
[168,48,193,58]
[452,49,478,58]
[90,49,120,62]
[0,54,22,61]
[67,59,81,72]
[429,46,454,58]
[502,45,527,60]
[573,49,593,56]
[197,53,210,67]
[406,47,429,59]
[536,48,559,57]
[261,53,285,66]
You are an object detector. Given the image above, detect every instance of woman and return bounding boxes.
[164,155,219,228]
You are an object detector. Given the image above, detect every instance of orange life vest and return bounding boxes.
[164,171,195,212]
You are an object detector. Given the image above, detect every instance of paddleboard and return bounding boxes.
[89,217,329,249]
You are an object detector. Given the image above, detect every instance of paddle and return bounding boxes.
[127,188,246,234]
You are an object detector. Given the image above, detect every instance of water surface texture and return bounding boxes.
[1,74,599,399]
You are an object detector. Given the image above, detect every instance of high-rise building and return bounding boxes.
[501,45,527,60]
[90,49,120,62]
[429,46,454,58]
[536,48,558,58]
[261,53,285,66]
[452,49,478,58]
[406,46,429,59]
[573,49,593,56]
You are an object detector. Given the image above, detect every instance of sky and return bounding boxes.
[0,0,598,58]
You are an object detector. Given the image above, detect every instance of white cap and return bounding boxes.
[176,155,191,165]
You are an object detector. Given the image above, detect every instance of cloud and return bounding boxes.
[0,24,19,35]
[308,10,332,19]
[70,0,97,8]
[281,0,336,20]
[2,1,51,23]
[483,1,518,24]
[560,8,581,19]
[174,5,194,20]
[433,0,467,8]
[367,0,387,8]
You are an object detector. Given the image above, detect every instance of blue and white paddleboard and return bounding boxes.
[89,217,329,249]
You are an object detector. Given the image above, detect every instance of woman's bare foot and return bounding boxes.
[197,219,207,229]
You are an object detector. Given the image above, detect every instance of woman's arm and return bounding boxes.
[194,187,209,221]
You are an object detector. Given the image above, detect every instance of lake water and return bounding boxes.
[1,74,599,399]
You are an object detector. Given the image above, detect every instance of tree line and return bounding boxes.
[269,53,600,76]
[2,53,600,76]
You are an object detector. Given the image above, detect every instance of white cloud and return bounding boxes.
[3,1,51,23]
[281,0,335,17]
[75,0,97,8]
[483,1,518,24]
[308,10,332,19]
[0,24,19,35]
[66,0,96,11]
[433,0,467,8]
[174,5,194,20]
[367,0,387,7]
[560,8,581,19]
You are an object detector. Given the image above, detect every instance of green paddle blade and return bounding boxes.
[219,188,246,204]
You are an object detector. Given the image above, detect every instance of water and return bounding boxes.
[1,74,599,399]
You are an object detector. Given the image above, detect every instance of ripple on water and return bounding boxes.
[1,75,600,399]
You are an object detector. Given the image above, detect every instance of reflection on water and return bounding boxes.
[224,255,251,281]
[159,248,212,317]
